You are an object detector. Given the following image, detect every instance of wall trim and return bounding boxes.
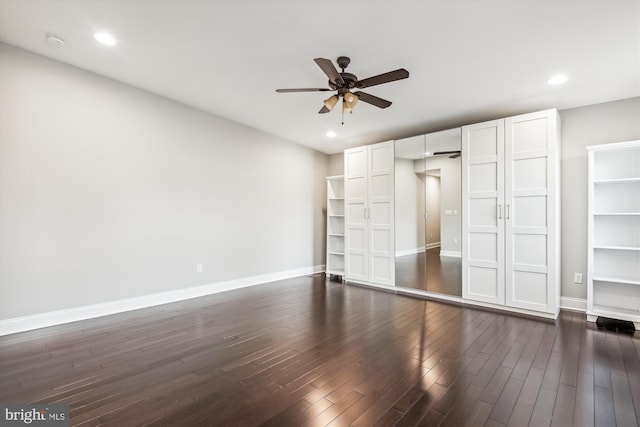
[395,247,426,257]
[0,264,325,336]
[426,242,441,250]
[560,296,587,312]
[439,250,462,258]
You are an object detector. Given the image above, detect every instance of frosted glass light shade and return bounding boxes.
[324,95,338,111]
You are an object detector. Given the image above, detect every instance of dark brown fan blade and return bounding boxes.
[319,105,330,114]
[353,91,392,109]
[356,68,409,89]
[314,58,344,85]
[433,150,462,159]
[276,88,332,93]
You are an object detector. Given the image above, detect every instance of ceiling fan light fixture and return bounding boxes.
[344,92,359,109]
[324,95,338,111]
[343,100,353,114]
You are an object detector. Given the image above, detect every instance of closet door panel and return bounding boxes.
[513,157,547,189]
[469,268,499,299]
[344,141,395,286]
[505,111,557,312]
[469,233,498,262]
[513,196,547,228]
[370,143,394,175]
[368,141,395,285]
[511,271,548,305]
[345,146,368,281]
[513,234,547,266]
[469,163,498,193]
[462,120,505,305]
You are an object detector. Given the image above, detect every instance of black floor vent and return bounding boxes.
[595,316,636,335]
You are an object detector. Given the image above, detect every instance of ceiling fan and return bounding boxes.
[275,57,409,119]
[433,150,461,159]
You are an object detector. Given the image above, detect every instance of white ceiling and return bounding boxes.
[1,1,638,154]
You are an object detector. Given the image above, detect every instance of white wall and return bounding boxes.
[394,158,425,254]
[0,44,329,320]
[559,97,640,300]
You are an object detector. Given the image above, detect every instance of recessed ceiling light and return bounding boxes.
[94,32,116,46]
[326,131,337,138]
[425,152,432,156]
[548,74,568,85]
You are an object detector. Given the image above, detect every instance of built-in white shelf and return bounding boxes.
[593,276,640,286]
[587,140,640,330]
[590,304,640,320]
[594,178,640,183]
[594,246,640,251]
[593,212,640,216]
[326,175,345,279]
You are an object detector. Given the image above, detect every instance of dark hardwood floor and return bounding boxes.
[395,248,462,296]
[1,274,639,426]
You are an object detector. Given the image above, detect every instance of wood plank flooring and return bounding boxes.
[1,274,639,426]
[395,248,462,296]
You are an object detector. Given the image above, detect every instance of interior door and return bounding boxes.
[345,146,368,281]
[368,141,395,285]
[505,110,555,312]
[462,120,505,305]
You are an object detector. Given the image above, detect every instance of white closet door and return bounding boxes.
[462,120,505,305]
[345,146,368,281]
[368,141,395,285]
[505,110,557,312]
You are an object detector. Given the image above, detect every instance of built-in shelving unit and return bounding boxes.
[326,175,345,280]
[587,140,640,329]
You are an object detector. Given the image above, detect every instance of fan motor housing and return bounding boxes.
[329,72,358,91]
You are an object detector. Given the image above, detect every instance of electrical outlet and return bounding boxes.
[574,272,583,284]
[453,238,459,245]
[196,264,203,273]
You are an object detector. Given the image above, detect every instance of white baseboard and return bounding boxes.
[426,242,441,250]
[0,264,325,336]
[395,247,426,257]
[439,250,462,258]
[560,296,587,312]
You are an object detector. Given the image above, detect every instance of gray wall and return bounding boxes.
[559,97,640,300]
[0,44,329,319]
[327,152,344,177]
